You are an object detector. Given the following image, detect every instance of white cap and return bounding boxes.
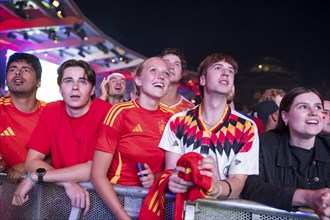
[107,72,126,80]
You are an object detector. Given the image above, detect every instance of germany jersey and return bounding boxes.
[96,100,173,186]
[159,104,259,179]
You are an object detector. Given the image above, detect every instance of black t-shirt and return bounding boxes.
[289,145,315,189]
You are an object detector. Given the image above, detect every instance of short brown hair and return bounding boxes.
[197,53,238,98]
[57,59,96,99]
[159,48,187,71]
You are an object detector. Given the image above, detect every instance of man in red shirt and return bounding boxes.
[0,53,46,183]
[12,59,111,215]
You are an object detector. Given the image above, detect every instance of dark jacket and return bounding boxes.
[241,130,330,211]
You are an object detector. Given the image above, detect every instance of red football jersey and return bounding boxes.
[96,100,173,186]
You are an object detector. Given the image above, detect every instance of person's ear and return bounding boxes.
[134,76,142,87]
[281,111,288,124]
[90,85,95,96]
[37,79,41,88]
[200,75,206,86]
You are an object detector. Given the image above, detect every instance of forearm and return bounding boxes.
[25,158,54,172]
[241,175,296,211]
[292,189,314,207]
[92,175,129,219]
[213,175,247,199]
[29,161,92,183]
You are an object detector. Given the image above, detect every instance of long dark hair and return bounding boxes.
[275,86,324,132]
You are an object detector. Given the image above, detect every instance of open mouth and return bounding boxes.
[306,119,318,125]
[13,78,24,84]
[219,80,229,85]
[153,82,164,88]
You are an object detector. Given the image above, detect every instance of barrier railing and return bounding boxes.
[0,173,319,219]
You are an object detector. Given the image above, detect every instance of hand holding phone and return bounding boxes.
[137,162,146,177]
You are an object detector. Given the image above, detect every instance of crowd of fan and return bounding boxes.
[0,50,329,219]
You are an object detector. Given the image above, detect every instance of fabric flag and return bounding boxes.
[139,152,213,220]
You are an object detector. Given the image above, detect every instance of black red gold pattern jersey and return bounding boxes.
[159,104,259,179]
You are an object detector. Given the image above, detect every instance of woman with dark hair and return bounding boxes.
[242,87,330,219]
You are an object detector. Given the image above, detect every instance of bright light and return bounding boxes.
[52,0,60,8]
[37,60,62,102]
[258,65,262,69]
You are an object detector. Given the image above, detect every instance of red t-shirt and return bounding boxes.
[27,99,111,169]
[96,100,173,186]
[0,97,46,169]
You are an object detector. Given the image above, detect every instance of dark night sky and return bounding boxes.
[74,1,330,94]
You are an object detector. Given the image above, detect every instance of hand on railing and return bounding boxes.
[63,182,90,216]
[312,188,330,220]
[12,175,35,205]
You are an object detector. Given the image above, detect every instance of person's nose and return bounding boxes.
[15,69,22,76]
[168,63,175,72]
[157,72,165,79]
[72,81,79,90]
[221,68,230,77]
[308,107,319,116]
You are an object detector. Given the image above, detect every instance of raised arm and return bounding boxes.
[99,77,109,101]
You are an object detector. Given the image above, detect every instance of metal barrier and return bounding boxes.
[0,173,33,220]
[0,173,319,220]
[184,199,319,220]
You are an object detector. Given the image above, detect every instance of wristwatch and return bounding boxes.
[36,168,46,183]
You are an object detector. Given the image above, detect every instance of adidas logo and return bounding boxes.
[133,124,143,132]
[1,127,15,136]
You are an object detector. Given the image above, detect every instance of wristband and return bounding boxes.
[27,171,37,184]
[208,181,222,198]
[223,179,232,199]
[213,181,223,198]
